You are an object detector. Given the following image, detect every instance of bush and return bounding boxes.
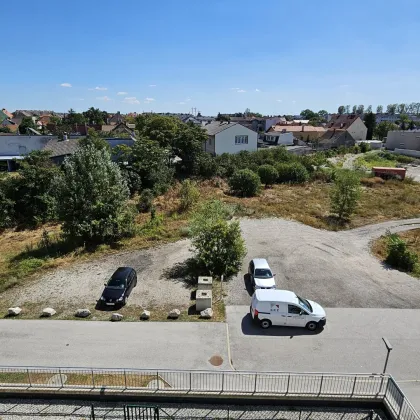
[311,167,336,183]
[330,170,361,220]
[386,233,418,272]
[258,164,278,187]
[395,154,415,164]
[228,169,261,197]
[137,189,154,213]
[276,162,309,184]
[194,153,218,178]
[179,180,200,212]
[359,142,371,153]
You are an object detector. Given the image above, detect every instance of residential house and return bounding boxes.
[0,110,8,123]
[0,120,19,132]
[385,130,420,152]
[268,125,326,142]
[108,112,124,125]
[1,109,13,119]
[109,122,136,136]
[326,114,367,140]
[263,132,294,146]
[318,129,355,149]
[203,121,258,155]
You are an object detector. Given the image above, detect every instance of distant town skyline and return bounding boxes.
[2,0,420,115]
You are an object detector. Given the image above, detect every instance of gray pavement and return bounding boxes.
[0,320,229,370]
[227,218,420,308]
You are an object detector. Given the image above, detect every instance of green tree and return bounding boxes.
[18,116,37,134]
[397,104,406,114]
[135,114,181,148]
[318,110,328,119]
[137,189,154,213]
[374,121,400,140]
[258,164,278,187]
[83,107,106,125]
[366,105,372,113]
[408,120,415,130]
[0,179,15,229]
[337,106,345,115]
[330,170,361,220]
[352,105,357,114]
[276,162,309,184]
[56,145,134,245]
[386,233,418,272]
[0,126,11,133]
[228,169,261,197]
[79,128,110,151]
[356,105,364,115]
[64,108,86,125]
[189,200,246,277]
[376,105,383,113]
[300,109,317,119]
[179,179,200,212]
[363,112,376,140]
[386,104,398,115]
[345,105,351,114]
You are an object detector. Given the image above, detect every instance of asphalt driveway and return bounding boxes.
[226,218,420,308]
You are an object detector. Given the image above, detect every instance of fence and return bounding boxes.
[0,367,418,420]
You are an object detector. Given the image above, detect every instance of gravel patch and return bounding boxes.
[4,240,192,310]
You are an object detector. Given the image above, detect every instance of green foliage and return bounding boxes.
[83,107,107,125]
[179,180,200,212]
[135,114,181,148]
[363,112,376,140]
[229,169,261,197]
[330,170,361,220]
[359,142,371,153]
[0,126,11,133]
[56,145,135,245]
[312,167,336,183]
[300,109,317,120]
[386,233,418,272]
[190,200,246,277]
[193,153,218,178]
[0,180,15,229]
[374,121,400,140]
[258,164,278,187]
[276,162,309,184]
[78,129,110,151]
[64,108,86,125]
[137,189,154,213]
[18,116,37,134]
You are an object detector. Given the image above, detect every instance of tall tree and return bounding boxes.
[376,105,383,113]
[386,104,397,115]
[345,105,351,114]
[352,105,357,114]
[56,145,134,245]
[363,112,376,140]
[64,108,86,125]
[18,116,37,134]
[397,104,406,114]
[330,170,361,221]
[300,109,317,119]
[408,120,415,130]
[356,105,365,115]
[374,121,400,140]
[318,110,328,119]
[83,107,106,125]
[337,106,345,115]
[135,114,181,148]
[366,105,372,113]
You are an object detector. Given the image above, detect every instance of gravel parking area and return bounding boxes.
[226,217,420,308]
[3,218,420,311]
[4,240,192,310]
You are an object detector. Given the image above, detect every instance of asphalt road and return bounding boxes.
[226,218,420,308]
[0,320,229,370]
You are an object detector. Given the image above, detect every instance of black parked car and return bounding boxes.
[99,267,137,307]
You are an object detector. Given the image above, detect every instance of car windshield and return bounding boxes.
[107,278,126,289]
[297,295,312,313]
[254,268,273,278]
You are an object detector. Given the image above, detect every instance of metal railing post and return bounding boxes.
[319,375,324,395]
[58,368,63,387]
[254,373,258,394]
[91,370,95,388]
[286,374,290,394]
[351,376,357,396]
[27,369,32,387]
[156,371,160,390]
[124,369,127,389]
[91,404,96,420]
[189,371,192,392]
[221,372,224,393]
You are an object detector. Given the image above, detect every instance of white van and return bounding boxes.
[250,289,326,331]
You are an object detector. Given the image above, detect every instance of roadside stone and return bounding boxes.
[168,309,181,319]
[200,308,213,319]
[140,310,150,320]
[111,313,123,322]
[8,307,22,316]
[42,307,56,317]
[75,309,91,318]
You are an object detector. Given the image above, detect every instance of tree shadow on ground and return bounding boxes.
[161,258,204,289]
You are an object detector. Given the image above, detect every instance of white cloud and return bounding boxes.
[123,96,140,105]
[145,97,155,101]
[97,96,111,101]
[276,99,282,102]
[117,91,128,95]
[179,102,186,105]
[60,83,72,88]
[237,89,246,93]
[255,88,260,92]
[89,86,108,91]
[149,84,157,87]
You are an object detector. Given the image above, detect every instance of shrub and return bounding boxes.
[330,170,361,220]
[386,233,418,272]
[194,153,218,178]
[311,167,336,183]
[179,180,200,212]
[137,189,154,213]
[229,169,261,197]
[395,154,415,164]
[276,162,309,184]
[359,142,371,153]
[258,164,278,187]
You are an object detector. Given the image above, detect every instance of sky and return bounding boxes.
[2,0,420,116]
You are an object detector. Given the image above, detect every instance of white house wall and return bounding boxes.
[0,135,53,156]
[214,124,258,155]
[348,118,367,141]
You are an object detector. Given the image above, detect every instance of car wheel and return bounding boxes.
[260,319,272,329]
[306,321,318,331]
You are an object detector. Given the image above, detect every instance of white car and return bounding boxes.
[248,258,276,289]
[250,289,326,331]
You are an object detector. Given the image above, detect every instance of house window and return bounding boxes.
[235,135,248,145]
